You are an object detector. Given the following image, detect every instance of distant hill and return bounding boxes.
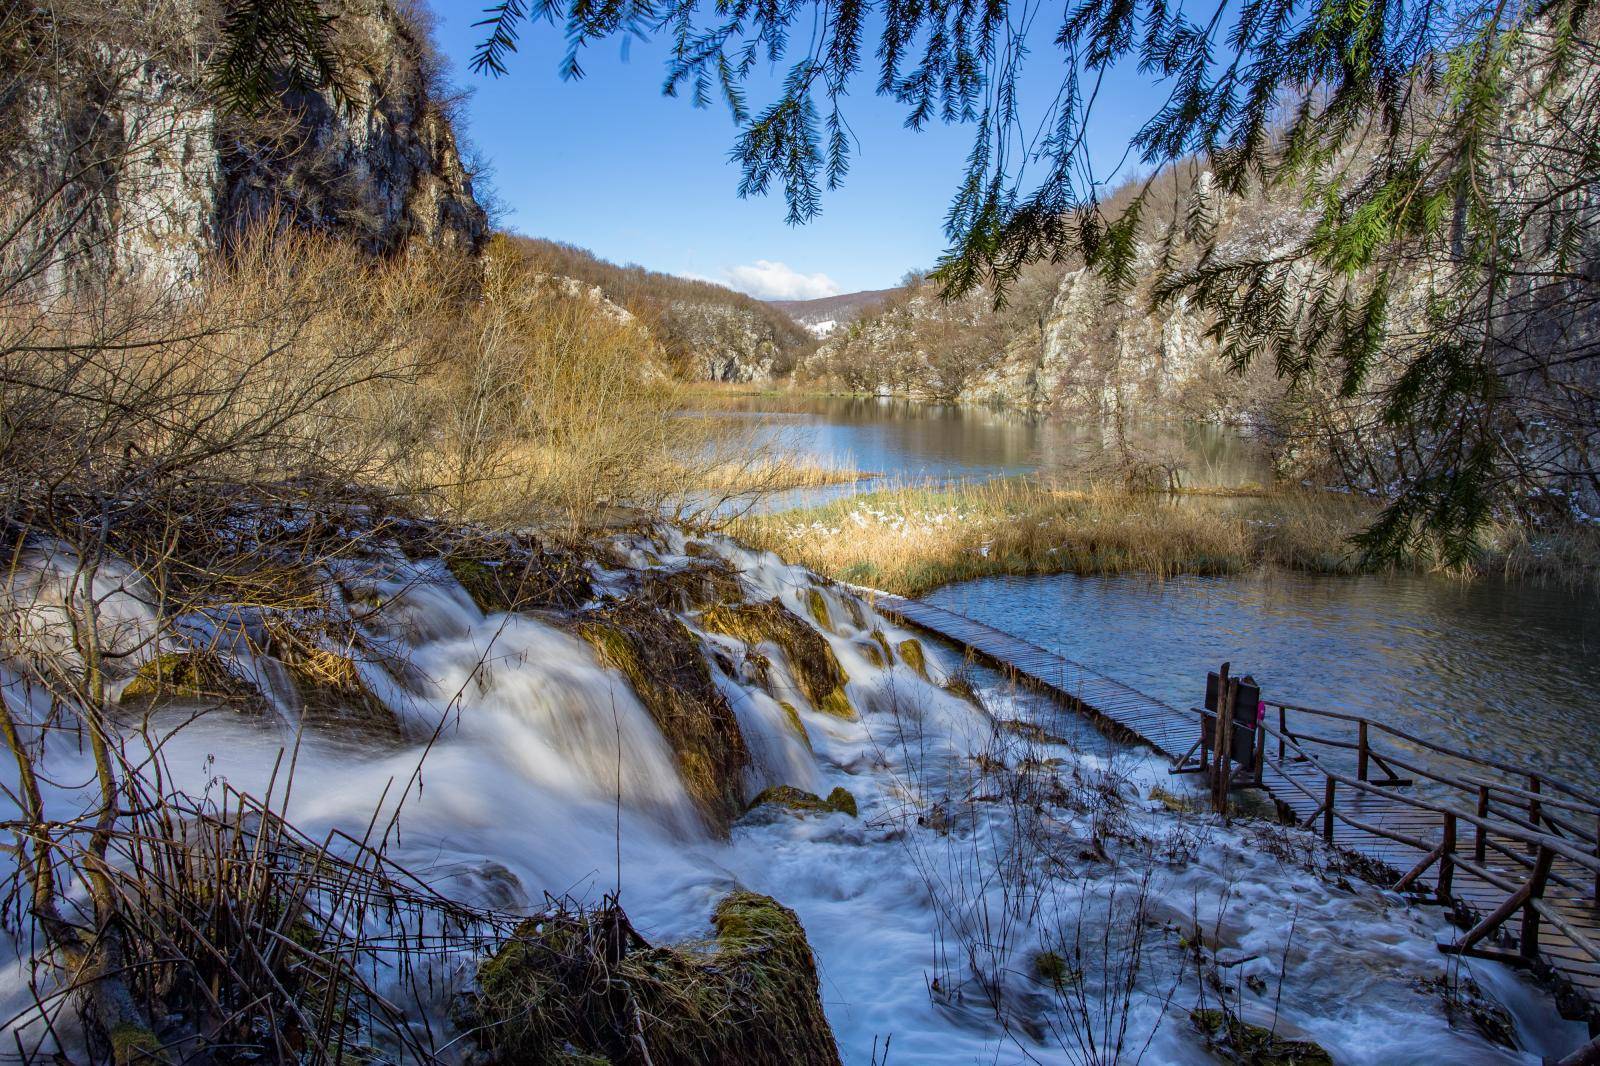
[770,288,902,337]
[505,237,814,381]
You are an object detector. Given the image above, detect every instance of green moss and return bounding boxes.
[120,651,260,711]
[825,786,858,817]
[1149,785,1200,812]
[1190,1007,1333,1065]
[467,894,841,1065]
[896,638,928,679]
[778,701,813,750]
[109,1022,165,1064]
[998,718,1067,745]
[805,588,834,632]
[578,605,750,834]
[747,785,856,818]
[1031,950,1074,989]
[700,599,855,720]
[870,629,896,666]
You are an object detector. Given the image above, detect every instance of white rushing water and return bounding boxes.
[0,529,1585,1063]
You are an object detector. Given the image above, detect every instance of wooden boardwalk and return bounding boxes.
[863,589,1600,1030]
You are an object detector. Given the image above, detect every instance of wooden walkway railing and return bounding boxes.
[863,588,1600,1034]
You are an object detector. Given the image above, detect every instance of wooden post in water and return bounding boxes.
[1357,720,1369,782]
[1528,774,1542,853]
[1475,785,1489,862]
[1211,663,1236,816]
[1438,812,1456,901]
[1322,777,1336,843]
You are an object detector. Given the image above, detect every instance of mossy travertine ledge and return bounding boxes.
[445,539,594,615]
[1189,1007,1333,1065]
[466,893,842,1065]
[261,620,402,741]
[120,650,261,711]
[577,604,750,833]
[699,598,854,718]
[748,784,858,818]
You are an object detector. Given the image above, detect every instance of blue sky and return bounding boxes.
[427,4,1162,297]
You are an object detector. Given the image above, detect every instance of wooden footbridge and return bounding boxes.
[862,589,1600,1041]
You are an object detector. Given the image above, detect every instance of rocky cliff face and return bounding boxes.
[8,0,486,291]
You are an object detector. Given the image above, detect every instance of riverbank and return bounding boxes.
[733,478,1600,596]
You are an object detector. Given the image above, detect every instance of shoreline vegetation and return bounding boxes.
[731,477,1600,596]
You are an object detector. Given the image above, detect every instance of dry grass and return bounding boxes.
[737,477,1600,594]
[689,455,871,493]
[735,479,1398,595]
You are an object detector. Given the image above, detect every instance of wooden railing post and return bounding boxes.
[1323,777,1336,843]
[1475,785,1488,862]
[1276,704,1285,761]
[1528,774,1542,853]
[1520,845,1555,961]
[1594,812,1599,905]
[1211,663,1235,816]
[1438,811,1456,901]
[1357,720,1369,782]
[1252,722,1266,787]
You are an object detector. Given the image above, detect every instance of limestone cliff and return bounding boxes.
[6,0,487,291]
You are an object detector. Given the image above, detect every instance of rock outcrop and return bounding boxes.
[8,0,487,292]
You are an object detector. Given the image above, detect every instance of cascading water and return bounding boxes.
[0,527,1585,1063]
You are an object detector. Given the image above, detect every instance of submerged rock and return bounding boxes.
[700,598,854,718]
[577,604,750,833]
[466,893,842,1065]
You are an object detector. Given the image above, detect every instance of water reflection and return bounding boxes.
[926,570,1600,786]
[695,395,1271,489]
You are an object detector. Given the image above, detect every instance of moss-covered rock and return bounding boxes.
[466,893,842,1066]
[896,637,928,680]
[120,651,262,712]
[578,604,750,834]
[825,786,858,817]
[700,599,854,719]
[1190,1007,1333,1065]
[748,784,858,818]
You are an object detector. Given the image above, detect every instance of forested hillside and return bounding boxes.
[508,237,815,380]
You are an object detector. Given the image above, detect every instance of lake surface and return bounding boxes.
[928,570,1600,787]
[730,395,1600,787]
[703,394,1272,491]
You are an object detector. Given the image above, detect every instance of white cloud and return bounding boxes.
[722,260,841,301]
